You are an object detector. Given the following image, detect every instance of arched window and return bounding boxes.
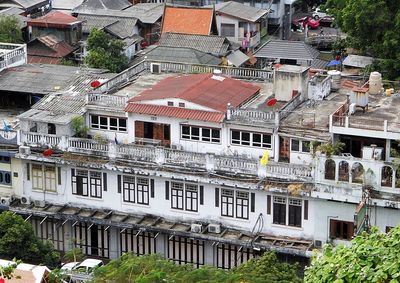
[396,169,400,188]
[351,163,364,184]
[338,161,349,182]
[381,166,393,187]
[325,159,336,180]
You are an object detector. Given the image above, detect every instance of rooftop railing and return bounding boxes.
[0,43,27,72]
[19,132,313,181]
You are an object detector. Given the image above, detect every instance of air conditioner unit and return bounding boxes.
[19,146,31,155]
[362,146,383,160]
[0,196,12,206]
[150,63,161,74]
[314,240,323,248]
[208,224,221,234]
[20,196,31,205]
[34,200,46,208]
[191,223,202,233]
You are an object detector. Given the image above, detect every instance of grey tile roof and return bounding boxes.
[77,14,118,34]
[123,3,164,24]
[73,0,131,12]
[51,0,84,10]
[311,58,329,69]
[144,46,221,65]
[104,18,138,39]
[254,40,320,61]
[159,32,230,57]
[13,0,48,9]
[214,1,268,22]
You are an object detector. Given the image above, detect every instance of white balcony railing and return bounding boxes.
[0,43,27,72]
[87,94,129,108]
[19,132,313,181]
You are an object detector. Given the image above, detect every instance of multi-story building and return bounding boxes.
[0,54,399,269]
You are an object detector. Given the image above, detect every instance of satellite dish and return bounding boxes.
[267,98,277,107]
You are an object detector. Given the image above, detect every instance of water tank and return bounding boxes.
[369,71,382,95]
[327,70,341,91]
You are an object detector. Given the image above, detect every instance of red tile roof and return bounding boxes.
[162,6,214,35]
[128,73,260,112]
[28,11,82,28]
[125,103,226,123]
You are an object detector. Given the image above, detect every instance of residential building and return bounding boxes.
[27,34,76,64]
[0,0,50,18]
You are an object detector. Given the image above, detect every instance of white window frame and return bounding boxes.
[181,125,221,144]
[231,130,272,149]
[32,164,57,192]
[273,196,303,227]
[90,114,127,132]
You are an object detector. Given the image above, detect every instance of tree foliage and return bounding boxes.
[0,211,60,268]
[305,226,400,282]
[92,252,301,283]
[0,16,23,44]
[84,28,128,73]
[323,0,400,79]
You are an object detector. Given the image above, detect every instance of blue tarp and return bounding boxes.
[327,60,341,67]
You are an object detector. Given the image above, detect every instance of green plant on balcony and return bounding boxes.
[93,133,108,144]
[71,116,89,138]
[313,141,345,158]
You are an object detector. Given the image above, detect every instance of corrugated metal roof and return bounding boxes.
[77,14,118,34]
[125,103,225,123]
[214,1,268,22]
[28,34,75,58]
[254,40,320,61]
[28,10,81,27]
[128,73,260,112]
[144,46,221,65]
[342,54,374,68]
[123,3,164,24]
[12,0,48,9]
[227,50,249,67]
[162,6,213,35]
[159,32,229,56]
[51,0,84,10]
[104,18,138,39]
[77,13,138,37]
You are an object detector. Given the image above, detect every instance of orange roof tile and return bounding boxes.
[162,6,214,35]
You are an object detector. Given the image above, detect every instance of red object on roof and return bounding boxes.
[91,80,101,88]
[125,103,226,123]
[162,6,214,35]
[43,149,53,157]
[267,98,277,106]
[128,73,260,112]
[28,11,82,28]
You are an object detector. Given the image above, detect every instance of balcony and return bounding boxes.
[240,32,261,48]
[0,43,27,72]
[19,132,313,181]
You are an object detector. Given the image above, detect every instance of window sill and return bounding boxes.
[219,216,250,222]
[32,189,58,195]
[271,224,303,231]
[170,209,200,216]
[75,195,103,202]
[122,202,150,208]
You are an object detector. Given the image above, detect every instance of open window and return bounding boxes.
[324,159,336,180]
[381,166,393,187]
[351,162,364,184]
[338,161,349,182]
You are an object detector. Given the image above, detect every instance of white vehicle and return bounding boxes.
[72,259,104,274]
[61,261,80,271]
[312,7,328,19]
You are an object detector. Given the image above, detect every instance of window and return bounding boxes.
[72,170,88,196]
[330,220,354,240]
[288,198,302,227]
[221,23,235,37]
[167,101,174,106]
[325,159,336,180]
[90,115,127,132]
[123,175,135,203]
[48,123,56,135]
[221,189,234,217]
[231,130,272,148]
[0,156,11,164]
[236,191,249,219]
[273,196,303,227]
[273,196,286,225]
[181,125,221,143]
[168,236,204,267]
[0,170,12,186]
[338,161,349,182]
[185,184,198,212]
[216,244,254,269]
[32,164,56,191]
[351,162,364,184]
[381,166,393,187]
[291,139,300,151]
[171,182,198,211]
[120,229,156,256]
[171,182,184,210]
[178,102,185,107]
[137,177,149,205]
[302,141,311,153]
[74,223,109,258]
[90,171,102,198]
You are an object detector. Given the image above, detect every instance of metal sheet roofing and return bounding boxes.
[254,39,320,61]
[123,3,164,24]
[161,6,214,35]
[342,54,374,68]
[11,0,47,9]
[104,18,138,39]
[144,46,221,65]
[28,10,81,27]
[214,1,268,22]
[77,13,138,36]
[51,0,84,10]
[125,103,225,123]
[159,32,229,56]
[227,50,249,67]
[28,34,75,58]
[128,73,260,112]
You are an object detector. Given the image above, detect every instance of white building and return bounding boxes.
[0,59,399,269]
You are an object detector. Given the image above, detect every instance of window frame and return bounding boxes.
[89,114,127,132]
[221,189,234,217]
[171,182,184,210]
[181,125,221,144]
[230,130,272,149]
[273,196,303,227]
[220,23,235,37]
[236,191,249,219]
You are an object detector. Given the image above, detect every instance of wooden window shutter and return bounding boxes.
[304,200,308,220]
[200,186,204,205]
[26,163,30,181]
[215,188,219,207]
[165,181,169,200]
[151,179,155,198]
[267,195,271,214]
[103,173,107,191]
[250,193,255,212]
[117,175,121,194]
[57,167,61,185]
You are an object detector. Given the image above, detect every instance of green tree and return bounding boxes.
[305,226,400,282]
[93,252,301,283]
[323,0,400,79]
[0,15,23,43]
[0,211,60,268]
[84,28,128,73]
